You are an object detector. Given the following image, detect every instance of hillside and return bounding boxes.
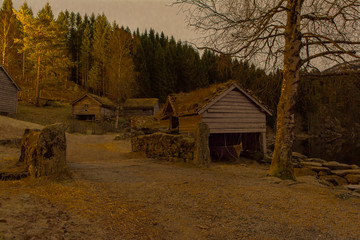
[0,115,42,140]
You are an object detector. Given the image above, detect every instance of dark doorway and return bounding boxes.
[77,114,95,121]
[209,133,242,161]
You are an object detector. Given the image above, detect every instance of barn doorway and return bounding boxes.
[209,133,242,161]
[77,114,95,121]
[209,132,263,161]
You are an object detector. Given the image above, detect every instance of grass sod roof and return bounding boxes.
[71,93,116,110]
[123,98,159,109]
[159,80,272,119]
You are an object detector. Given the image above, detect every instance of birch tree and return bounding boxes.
[175,0,360,179]
[108,24,137,128]
[0,0,18,71]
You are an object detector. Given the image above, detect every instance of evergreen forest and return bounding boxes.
[0,0,359,130]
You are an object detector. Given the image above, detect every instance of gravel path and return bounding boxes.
[0,132,359,239]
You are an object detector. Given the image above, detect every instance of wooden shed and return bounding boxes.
[123,98,160,116]
[159,81,272,160]
[71,93,115,121]
[0,65,20,115]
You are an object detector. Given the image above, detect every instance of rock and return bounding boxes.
[322,161,352,170]
[292,152,307,161]
[331,169,360,177]
[294,167,317,177]
[301,161,323,167]
[306,166,331,174]
[261,154,272,164]
[318,171,330,176]
[345,174,360,184]
[306,158,326,164]
[318,175,348,186]
[351,164,360,169]
[344,185,360,193]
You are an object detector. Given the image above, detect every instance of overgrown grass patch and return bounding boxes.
[13,103,72,126]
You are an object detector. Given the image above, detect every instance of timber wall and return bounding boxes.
[0,70,18,114]
[202,89,266,134]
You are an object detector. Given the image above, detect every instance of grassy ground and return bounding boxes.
[13,103,73,126]
[11,103,128,134]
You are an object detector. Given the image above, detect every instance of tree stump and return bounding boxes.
[0,123,68,180]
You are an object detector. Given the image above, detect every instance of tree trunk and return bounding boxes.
[268,0,302,180]
[22,51,25,81]
[35,55,41,106]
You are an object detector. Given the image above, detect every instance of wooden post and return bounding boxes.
[260,132,267,154]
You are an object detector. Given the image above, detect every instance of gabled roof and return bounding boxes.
[0,65,21,91]
[124,98,159,109]
[71,93,115,110]
[160,80,272,118]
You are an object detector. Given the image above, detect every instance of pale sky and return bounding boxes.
[11,0,200,43]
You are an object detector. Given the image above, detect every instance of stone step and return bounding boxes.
[319,175,348,186]
[301,161,323,167]
[344,185,360,193]
[344,174,360,184]
[306,158,326,164]
[322,161,353,170]
[331,169,360,177]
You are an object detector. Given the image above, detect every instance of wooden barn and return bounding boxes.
[71,93,115,121]
[0,65,20,115]
[159,81,272,160]
[123,98,160,116]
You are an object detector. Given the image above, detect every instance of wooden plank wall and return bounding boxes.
[179,115,202,134]
[72,96,102,120]
[0,70,17,114]
[202,89,266,133]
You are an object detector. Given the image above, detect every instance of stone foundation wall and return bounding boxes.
[131,132,196,163]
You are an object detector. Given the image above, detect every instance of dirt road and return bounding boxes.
[1,133,359,239]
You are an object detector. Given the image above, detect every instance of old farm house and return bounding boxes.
[160,81,272,160]
[71,93,115,121]
[123,98,160,116]
[0,65,20,115]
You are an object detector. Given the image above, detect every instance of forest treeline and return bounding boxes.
[0,0,359,129]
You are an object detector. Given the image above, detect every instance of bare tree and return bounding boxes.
[175,0,360,179]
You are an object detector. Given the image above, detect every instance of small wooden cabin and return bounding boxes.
[71,94,115,121]
[123,98,159,116]
[159,81,272,159]
[0,65,20,115]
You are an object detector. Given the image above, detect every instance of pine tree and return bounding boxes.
[15,2,71,105]
[88,14,110,95]
[80,21,92,91]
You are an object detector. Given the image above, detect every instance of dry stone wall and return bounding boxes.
[131,123,211,167]
[132,132,195,163]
